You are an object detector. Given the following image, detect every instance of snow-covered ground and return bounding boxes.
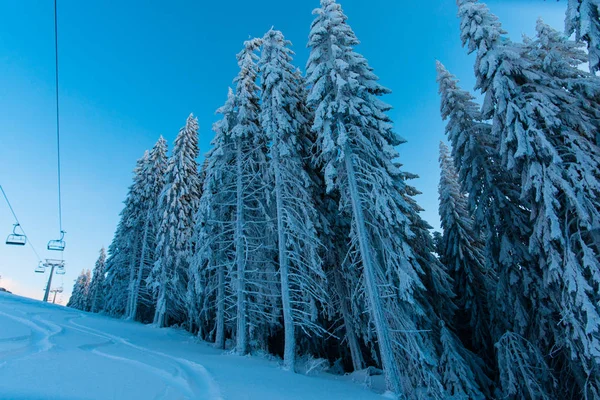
[0,292,382,399]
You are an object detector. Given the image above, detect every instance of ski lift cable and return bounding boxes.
[0,185,42,262]
[53,0,64,236]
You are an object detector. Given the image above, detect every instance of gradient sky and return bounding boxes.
[0,0,565,302]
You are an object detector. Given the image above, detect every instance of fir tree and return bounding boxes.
[68,269,91,311]
[190,88,237,348]
[307,0,450,395]
[126,136,168,321]
[458,0,600,396]
[102,155,147,317]
[437,142,492,356]
[436,61,534,338]
[149,114,201,328]
[88,247,107,313]
[259,28,328,371]
[228,38,279,355]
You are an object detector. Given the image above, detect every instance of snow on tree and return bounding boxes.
[126,136,168,321]
[88,247,107,313]
[67,269,91,311]
[437,142,493,356]
[458,0,600,396]
[259,28,328,371]
[495,332,557,400]
[149,114,201,328]
[438,321,488,400]
[306,0,454,395]
[224,38,280,355]
[531,18,600,146]
[102,155,148,317]
[565,0,600,74]
[190,88,237,348]
[436,61,534,339]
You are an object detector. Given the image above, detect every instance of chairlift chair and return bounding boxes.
[47,230,66,251]
[35,262,45,273]
[56,264,66,275]
[6,224,26,246]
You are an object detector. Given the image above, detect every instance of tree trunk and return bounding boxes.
[125,233,140,318]
[215,258,226,349]
[273,150,295,371]
[235,139,248,354]
[129,215,152,320]
[153,261,167,327]
[344,147,402,395]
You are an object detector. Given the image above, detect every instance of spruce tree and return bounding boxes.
[102,155,147,316]
[149,114,201,328]
[259,28,328,371]
[436,61,534,338]
[458,0,600,396]
[307,0,451,395]
[67,269,91,311]
[88,247,107,313]
[126,136,168,321]
[190,88,237,348]
[437,142,492,355]
[228,38,279,355]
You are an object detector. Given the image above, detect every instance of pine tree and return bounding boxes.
[458,0,600,396]
[228,38,280,355]
[190,88,237,348]
[102,155,147,317]
[67,269,91,311]
[437,142,492,356]
[565,0,600,74]
[307,0,449,395]
[126,136,168,321]
[436,61,534,338]
[149,114,201,328]
[88,247,107,313]
[259,28,328,371]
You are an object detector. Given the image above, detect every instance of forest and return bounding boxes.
[66,0,600,398]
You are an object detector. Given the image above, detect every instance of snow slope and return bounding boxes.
[0,292,382,400]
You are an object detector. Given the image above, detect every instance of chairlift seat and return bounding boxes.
[6,224,27,246]
[6,234,26,246]
[56,266,66,275]
[47,231,66,251]
[35,263,45,273]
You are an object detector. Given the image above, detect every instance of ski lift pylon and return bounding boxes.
[47,230,66,251]
[6,223,26,246]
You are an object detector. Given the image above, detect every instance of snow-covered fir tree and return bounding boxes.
[437,142,493,356]
[259,28,328,371]
[126,136,168,321]
[305,0,480,395]
[189,88,237,348]
[102,155,148,317]
[458,0,600,396]
[436,61,534,339]
[228,38,280,355]
[88,247,107,313]
[565,0,600,74]
[68,269,91,311]
[149,114,201,328]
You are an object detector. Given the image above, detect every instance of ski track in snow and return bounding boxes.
[68,316,223,400]
[0,304,222,400]
[0,310,62,360]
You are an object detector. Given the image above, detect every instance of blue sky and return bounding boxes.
[0,0,565,301]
